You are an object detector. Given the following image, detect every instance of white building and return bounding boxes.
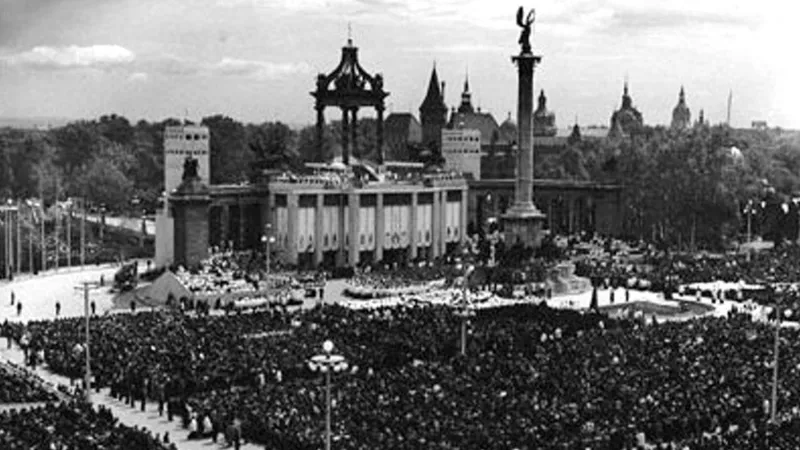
[442,129,482,179]
[156,125,211,267]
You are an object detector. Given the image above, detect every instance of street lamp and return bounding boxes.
[261,223,275,287]
[73,280,101,402]
[770,286,794,424]
[308,340,348,450]
[1,199,18,279]
[454,263,476,356]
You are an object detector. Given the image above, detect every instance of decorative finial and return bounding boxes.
[515,6,536,54]
[347,22,353,46]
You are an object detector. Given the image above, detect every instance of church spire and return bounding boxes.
[671,85,691,131]
[457,71,474,114]
[420,64,446,113]
[621,79,632,109]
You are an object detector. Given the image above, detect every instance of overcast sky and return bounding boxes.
[0,0,797,129]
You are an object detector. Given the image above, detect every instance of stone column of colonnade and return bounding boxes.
[221,205,230,249]
[348,193,360,266]
[431,192,440,260]
[375,193,384,263]
[314,194,324,266]
[410,193,418,260]
[461,188,468,244]
[438,191,447,257]
[287,193,299,265]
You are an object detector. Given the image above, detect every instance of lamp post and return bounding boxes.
[1,200,18,279]
[79,198,86,267]
[308,340,348,450]
[40,200,46,271]
[261,223,275,287]
[65,199,73,268]
[74,281,101,402]
[99,204,106,240]
[54,200,60,270]
[455,263,475,356]
[15,200,21,275]
[770,287,794,424]
[26,201,33,273]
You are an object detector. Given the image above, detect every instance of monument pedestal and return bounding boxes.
[502,201,546,248]
[170,158,211,268]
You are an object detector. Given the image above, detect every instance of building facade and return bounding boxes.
[441,129,481,179]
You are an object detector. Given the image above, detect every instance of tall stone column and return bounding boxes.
[502,42,546,248]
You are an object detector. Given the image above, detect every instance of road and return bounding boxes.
[0,265,260,450]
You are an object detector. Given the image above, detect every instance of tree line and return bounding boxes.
[1,114,799,249]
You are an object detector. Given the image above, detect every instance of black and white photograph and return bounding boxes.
[0,0,798,448]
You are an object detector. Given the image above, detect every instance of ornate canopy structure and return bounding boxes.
[311,38,389,166]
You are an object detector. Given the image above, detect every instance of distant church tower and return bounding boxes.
[671,86,691,131]
[419,65,448,155]
[609,81,644,138]
[457,74,475,114]
[533,89,557,137]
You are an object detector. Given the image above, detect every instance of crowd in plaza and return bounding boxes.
[0,402,175,450]
[7,239,800,448]
[3,285,800,448]
[0,363,57,403]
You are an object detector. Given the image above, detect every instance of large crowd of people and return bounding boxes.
[0,363,57,403]
[3,294,800,448]
[6,241,800,448]
[0,402,175,450]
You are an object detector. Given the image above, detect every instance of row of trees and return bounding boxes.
[2,114,799,249]
[0,115,378,214]
[534,125,800,249]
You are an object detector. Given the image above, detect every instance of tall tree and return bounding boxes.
[201,115,250,184]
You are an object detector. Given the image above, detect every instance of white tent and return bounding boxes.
[145,271,192,306]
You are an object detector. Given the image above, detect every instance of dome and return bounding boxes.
[500,112,517,141]
[671,86,691,130]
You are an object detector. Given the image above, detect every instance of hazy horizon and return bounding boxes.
[1,0,797,129]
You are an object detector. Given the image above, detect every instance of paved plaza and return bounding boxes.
[0,264,772,450]
[0,265,261,450]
